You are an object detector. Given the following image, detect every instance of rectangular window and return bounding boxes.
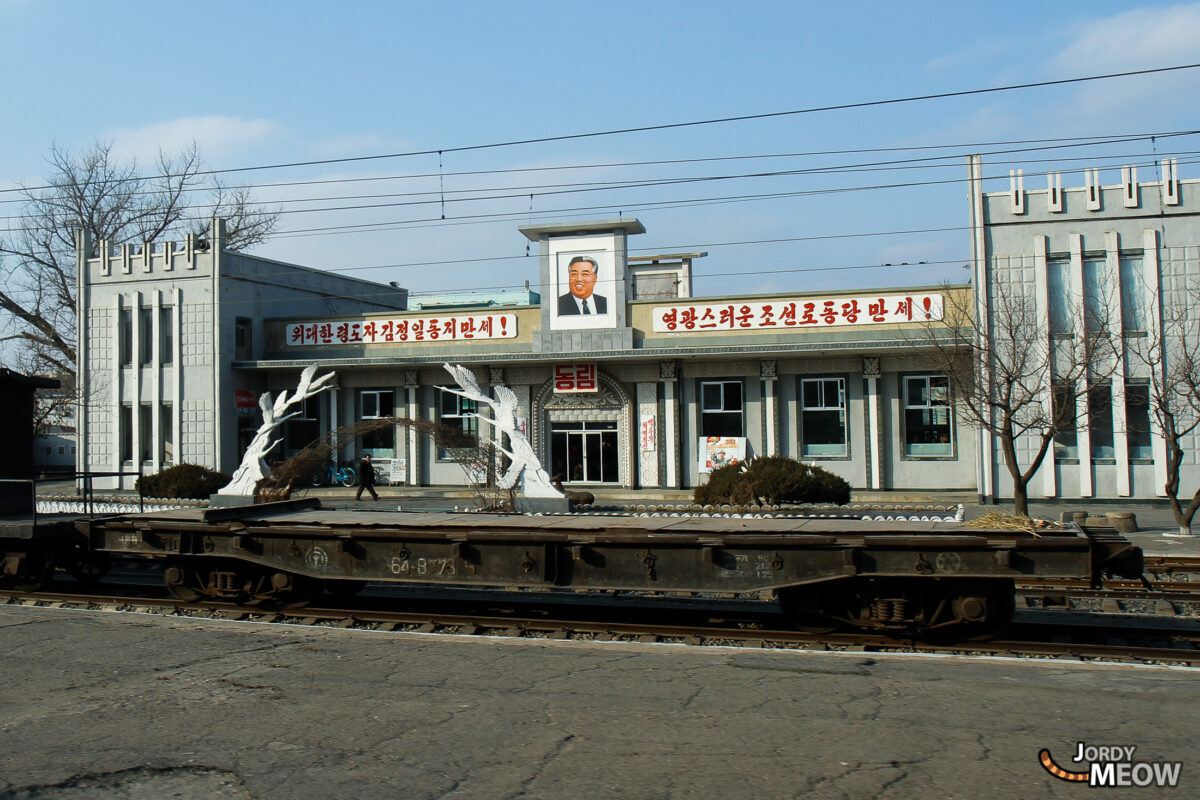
[437,388,478,459]
[235,317,252,360]
[1125,381,1153,460]
[284,395,321,455]
[700,380,743,437]
[1046,259,1073,336]
[1052,382,1078,460]
[1119,256,1146,333]
[139,404,153,462]
[360,390,394,456]
[138,307,153,365]
[1088,383,1114,460]
[160,404,174,464]
[801,377,847,457]
[1082,257,1108,333]
[119,309,133,366]
[160,307,174,364]
[120,404,133,462]
[904,375,953,456]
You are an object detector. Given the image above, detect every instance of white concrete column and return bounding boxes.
[863,358,882,490]
[1106,231,1131,496]
[636,382,659,488]
[661,361,679,489]
[760,360,777,457]
[405,376,420,486]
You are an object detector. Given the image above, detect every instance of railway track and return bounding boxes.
[5,580,1198,667]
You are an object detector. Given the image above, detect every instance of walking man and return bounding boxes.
[356,453,379,501]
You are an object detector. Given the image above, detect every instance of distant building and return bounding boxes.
[75,220,409,487]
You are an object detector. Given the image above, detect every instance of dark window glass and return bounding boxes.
[160,307,174,364]
[139,404,153,462]
[904,375,952,456]
[360,391,395,456]
[235,318,252,360]
[1125,382,1153,459]
[801,378,846,457]
[1052,383,1078,459]
[119,309,133,366]
[437,388,478,459]
[120,405,133,462]
[160,405,174,464]
[1089,384,1114,459]
[138,308,153,365]
[700,380,743,437]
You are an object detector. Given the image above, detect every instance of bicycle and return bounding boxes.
[310,461,357,487]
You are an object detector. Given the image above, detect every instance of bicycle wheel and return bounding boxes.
[337,466,357,487]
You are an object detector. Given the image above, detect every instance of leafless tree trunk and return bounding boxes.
[0,141,278,383]
[915,282,1118,517]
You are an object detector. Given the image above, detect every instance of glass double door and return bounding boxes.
[550,421,619,483]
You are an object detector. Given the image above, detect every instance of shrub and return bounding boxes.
[136,463,232,499]
[693,456,851,506]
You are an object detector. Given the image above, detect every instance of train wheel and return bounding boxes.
[163,560,205,602]
[252,571,320,608]
[2,548,54,592]
[952,581,1016,641]
[777,584,845,634]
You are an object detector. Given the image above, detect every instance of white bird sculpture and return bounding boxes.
[442,363,564,498]
[219,365,337,496]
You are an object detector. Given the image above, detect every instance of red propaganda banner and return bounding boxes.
[652,293,943,333]
[286,313,517,346]
[553,363,598,393]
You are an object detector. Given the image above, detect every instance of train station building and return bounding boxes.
[74,160,1200,504]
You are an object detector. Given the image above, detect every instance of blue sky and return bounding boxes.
[3,0,1200,301]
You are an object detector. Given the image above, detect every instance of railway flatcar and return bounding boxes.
[68,498,1142,637]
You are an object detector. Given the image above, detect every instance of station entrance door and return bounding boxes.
[549,421,619,483]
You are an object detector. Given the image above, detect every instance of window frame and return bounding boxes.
[799,376,848,458]
[436,387,478,461]
[359,390,395,457]
[699,379,744,438]
[902,374,954,458]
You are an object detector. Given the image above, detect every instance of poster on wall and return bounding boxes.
[640,416,656,451]
[389,458,407,484]
[549,237,617,331]
[698,436,746,473]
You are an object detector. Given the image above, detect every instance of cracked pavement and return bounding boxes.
[0,606,1195,799]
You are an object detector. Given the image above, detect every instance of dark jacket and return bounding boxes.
[358,458,376,486]
[557,292,607,316]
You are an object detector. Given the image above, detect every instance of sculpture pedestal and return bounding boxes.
[208,494,257,508]
[514,496,572,514]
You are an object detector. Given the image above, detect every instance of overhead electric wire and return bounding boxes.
[2,62,1197,197]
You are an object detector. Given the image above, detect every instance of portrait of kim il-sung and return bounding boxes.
[550,250,615,330]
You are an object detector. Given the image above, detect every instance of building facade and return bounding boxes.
[970,157,1200,502]
[75,161,1199,503]
[75,220,408,488]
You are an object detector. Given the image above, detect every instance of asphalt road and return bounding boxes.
[0,605,1195,799]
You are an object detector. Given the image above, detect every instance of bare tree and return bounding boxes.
[0,141,279,380]
[1127,283,1200,534]
[916,282,1118,517]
